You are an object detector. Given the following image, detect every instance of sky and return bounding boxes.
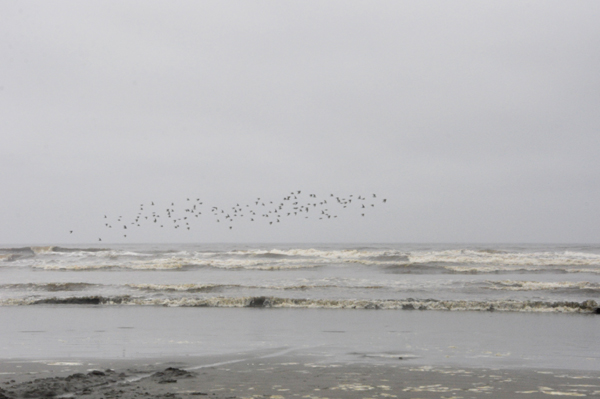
[1,0,599,244]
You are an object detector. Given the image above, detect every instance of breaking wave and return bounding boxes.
[52,247,111,253]
[125,281,383,292]
[441,265,600,274]
[483,280,600,292]
[5,246,600,276]
[127,283,236,293]
[0,247,36,261]
[368,254,410,262]
[32,258,322,271]
[407,250,600,267]
[2,296,597,314]
[228,248,390,259]
[0,246,110,254]
[0,282,98,291]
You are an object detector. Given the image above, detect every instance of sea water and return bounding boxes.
[0,243,599,370]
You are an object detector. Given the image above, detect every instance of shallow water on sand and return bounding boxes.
[1,306,598,371]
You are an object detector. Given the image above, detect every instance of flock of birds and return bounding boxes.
[70,191,387,241]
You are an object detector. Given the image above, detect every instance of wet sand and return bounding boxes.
[2,351,600,399]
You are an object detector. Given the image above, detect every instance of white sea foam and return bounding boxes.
[225,248,600,270]
[30,263,171,270]
[2,296,597,313]
[18,246,600,274]
[1,278,445,295]
[125,280,391,292]
[54,250,152,258]
[30,246,56,254]
[443,265,600,274]
[0,282,97,291]
[343,259,411,267]
[32,256,323,270]
[28,254,600,272]
[228,248,394,259]
[127,283,233,291]
[408,250,600,267]
[484,280,600,291]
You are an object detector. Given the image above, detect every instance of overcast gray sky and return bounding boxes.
[1,0,599,244]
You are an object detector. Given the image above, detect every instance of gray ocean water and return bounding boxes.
[1,243,599,369]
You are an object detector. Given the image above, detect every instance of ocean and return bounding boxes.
[1,243,599,370]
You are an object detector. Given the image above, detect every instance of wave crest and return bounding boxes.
[483,280,600,292]
[408,250,600,267]
[2,296,597,314]
[0,282,96,291]
[32,257,322,271]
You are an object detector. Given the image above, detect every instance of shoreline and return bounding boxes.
[2,306,599,372]
[2,352,600,399]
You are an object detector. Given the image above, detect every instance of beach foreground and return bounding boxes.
[2,352,600,399]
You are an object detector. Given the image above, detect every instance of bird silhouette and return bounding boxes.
[96,190,387,239]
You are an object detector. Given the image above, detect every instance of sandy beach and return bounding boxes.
[2,351,600,399]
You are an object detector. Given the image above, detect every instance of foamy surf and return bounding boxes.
[2,243,600,317]
[4,245,599,275]
[0,282,98,291]
[407,249,600,267]
[1,295,597,314]
[483,280,600,292]
[30,258,323,270]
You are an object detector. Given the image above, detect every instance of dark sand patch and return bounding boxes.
[1,354,600,399]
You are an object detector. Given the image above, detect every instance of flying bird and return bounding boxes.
[98,190,387,238]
